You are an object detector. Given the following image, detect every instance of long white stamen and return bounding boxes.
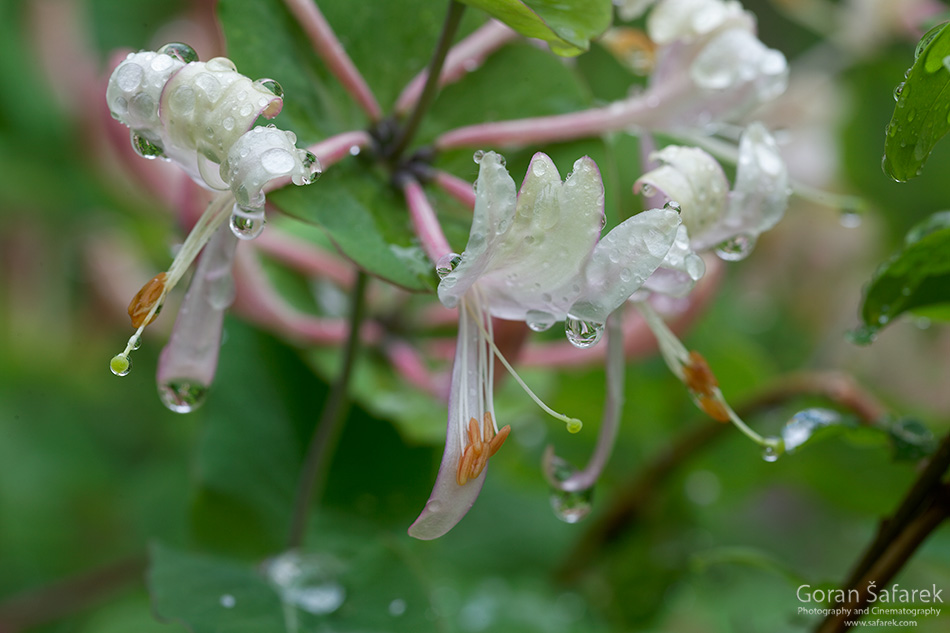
[463,297,582,434]
[111,194,234,375]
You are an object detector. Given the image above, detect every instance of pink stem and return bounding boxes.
[307,130,373,165]
[434,82,681,151]
[401,178,453,262]
[433,169,476,210]
[232,245,381,345]
[263,130,372,193]
[282,0,382,121]
[384,340,448,399]
[394,20,517,115]
[251,230,355,287]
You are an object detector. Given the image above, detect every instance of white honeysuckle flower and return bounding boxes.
[106,43,321,239]
[635,122,789,266]
[643,0,788,129]
[615,0,659,22]
[106,44,321,398]
[409,151,681,540]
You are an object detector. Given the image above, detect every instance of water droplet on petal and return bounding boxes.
[664,200,682,212]
[526,309,556,332]
[298,151,322,185]
[110,354,131,377]
[565,317,604,348]
[261,147,296,174]
[159,380,209,413]
[436,252,462,279]
[253,78,283,97]
[158,42,199,64]
[206,56,237,73]
[130,335,142,351]
[531,160,547,177]
[131,131,165,160]
[472,150,485,164]
[230,213,265,240]
[714,234,756,261]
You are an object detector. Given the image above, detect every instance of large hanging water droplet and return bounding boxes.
[525,309,556,332]
[299,151,322,185]
[131,131,165,160]
[264,551,346,616]
[158,42,199,64]
[564,316,604,348]
[435,252,461,279]
[761,445,781,463]
[230,206,265,240]
[714,234,756,261]
[253,78,283,98]
[158,380,209,413]
[550,487,594,523]
[110,354,131,377]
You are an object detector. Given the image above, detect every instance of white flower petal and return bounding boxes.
[647,0,749,45]
[636,146,728,238]
[690,28,788,104]
[439,153,604,320]
[409,300,491,540]
[571,208,681,322]
[643,224,707,297]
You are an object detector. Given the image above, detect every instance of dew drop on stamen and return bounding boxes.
[159,380,209,413]
[110,354,132,377]
[435,252,462,279]
[230,206,266,240]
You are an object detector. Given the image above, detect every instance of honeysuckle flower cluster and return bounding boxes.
[409,151,682,539]
[106,43,321,410]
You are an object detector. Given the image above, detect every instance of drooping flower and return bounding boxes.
[635,122,789,263]
[409,151,682,539]
[640,0,789,130]
[106,44,321,405]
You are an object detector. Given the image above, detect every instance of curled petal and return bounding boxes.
[223,126,321,209]
[635,145,729,238]
[690,28,788,104]
[409,300,493,539]
[107,50,185,138]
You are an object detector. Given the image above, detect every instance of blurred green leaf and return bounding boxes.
[459,0,612,56]
[270,161,437,291]
[882,22,950,182]
[857,211,950,339]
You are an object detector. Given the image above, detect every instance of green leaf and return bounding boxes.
[857,211,950,339]
[888,417,937,461]
[882,22,950,181]
[459,0,612,56]
[270,161,437,291]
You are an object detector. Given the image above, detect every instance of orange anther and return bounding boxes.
[683,350,718,397]
[696,394,731,423]
[488,425,511,456]
[128,272,167,328]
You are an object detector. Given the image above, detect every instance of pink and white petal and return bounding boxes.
[643,224,706,297]
[409,302,489,540]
